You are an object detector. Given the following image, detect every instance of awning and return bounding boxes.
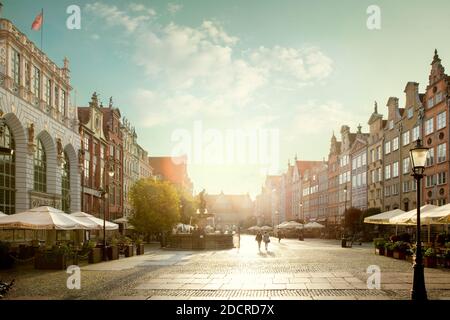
[364,209,405,225]
[0,206,85,230]
[303,222,325,229]
[389,205,438,225]
[410,203,450,225]
[70,212,119,230]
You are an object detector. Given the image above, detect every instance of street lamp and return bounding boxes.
[100,159,115,261]
[409,138,429,301]
[299,202,304,222]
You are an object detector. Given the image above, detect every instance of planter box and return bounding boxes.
[124,245,135,257]
[35,251,67,270]
[107,246,119,260]
[444,259,450,269]
[376,247,385,256]
[385,249,394,258]
[393,250,406,260]
[136,244,145,255]
[424,256,437,268]
[88,248,103,264]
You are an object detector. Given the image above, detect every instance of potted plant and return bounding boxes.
[136,238,145,255]
[424,248,437,268]
[0,241,14,269]
[35,244,71,270]
[88,241,103,264]
[384,242,394,258]
[373,238,386,255]
[444,250,450,269]
[123,237,135,257]
[393,241,409,260]
[107,238,119,260]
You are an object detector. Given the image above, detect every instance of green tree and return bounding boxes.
[344,207,363,235]
[129,178,181,235]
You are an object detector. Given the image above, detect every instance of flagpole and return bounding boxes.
[40,8,43,51]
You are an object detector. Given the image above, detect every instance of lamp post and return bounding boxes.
[409,138,429,300]
[343,185,348,234]
[299,202,304,223]
[100,158,115,261]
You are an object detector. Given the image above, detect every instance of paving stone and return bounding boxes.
[289,278,311,283]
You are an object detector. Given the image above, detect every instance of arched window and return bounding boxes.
[34,139,46,192]
[0,124,15,215]
[61,152,70,213]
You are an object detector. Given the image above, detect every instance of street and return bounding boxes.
[1,235,450,300]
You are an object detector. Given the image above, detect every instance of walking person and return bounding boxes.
[255,231,262,251]
[278,230,283,243]
[263,231,270,251]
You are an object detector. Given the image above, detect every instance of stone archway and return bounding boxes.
[35,130,58,195]
[2,112,27,213]
[64,143,81,212]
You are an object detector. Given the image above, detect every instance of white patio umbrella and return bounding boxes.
[389,205,438,226]
[0,206,85,230]
[364,209,405,225]
[278,221,303,229]
[248,226,261,231]
[261,226,273,231]
[303,222,325,229]
[410,203,450,225]
[70,212,119,230]
[0,212,7,217]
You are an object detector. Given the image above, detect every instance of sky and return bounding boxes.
[3,0,450,198]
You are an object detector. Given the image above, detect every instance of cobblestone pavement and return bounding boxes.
[1,235,450,300]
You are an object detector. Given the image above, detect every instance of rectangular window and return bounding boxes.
[357,173,361,187]
[392,137,399,151]
[362,172,366,185]
[412,126,420,142]
[402,181,410,193]
[352,175,356,186]
[378,168,382,182]
[428,97,433,108]
[426,147,435,166]
[412,180,416,191]
[54,86,59,110]
[403,157,410,174]
[371,170,376,184]
[356,156,361,168]
[377,146,381,160]
[61,89,66,116]
[437,111,446,130]
[11,48,20,86]
[407,108,414,119]
[377,189,382,199]
[437,172,447,185]
[370,150,375,163]
[402,131,410,146]
[385,141,391,154]
[436,92,443,104]
[385,186,390,197]
[32,66,41,98]
[391,184,399,195]
[352,158,357,170]
[437,143,446,163]
[45,77,51,104]
[389,120,394,130]
[426,175,437,188]
[425,118,434,135]
[362,152,366,166]
[392,162,399,177]
[385,165,391,180]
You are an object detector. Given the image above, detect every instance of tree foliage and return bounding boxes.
[176,186,198,225]
[129,178,181,234]
[344,207,363,234]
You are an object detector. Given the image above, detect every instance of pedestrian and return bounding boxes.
[263,231,270,251]
[255,231,262,251]
[278,230,283,243]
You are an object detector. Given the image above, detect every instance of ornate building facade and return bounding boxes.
[0,18,80,215]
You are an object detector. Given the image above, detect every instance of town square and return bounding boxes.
[0,0,450,305]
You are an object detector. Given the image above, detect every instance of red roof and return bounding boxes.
[149,156,190,186]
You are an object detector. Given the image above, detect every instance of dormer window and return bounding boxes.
[389,120,394,130]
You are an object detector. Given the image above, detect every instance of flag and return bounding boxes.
[31,11,43,31]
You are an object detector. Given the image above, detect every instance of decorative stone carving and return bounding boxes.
[27,123,36,154]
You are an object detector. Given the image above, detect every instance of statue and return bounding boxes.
[56,138,63,157]
[28,123,34,143]
[198,189,207,213]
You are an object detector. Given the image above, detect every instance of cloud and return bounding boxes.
[129,3,156,16]
[167,3,183,14]
[85,2,152,32]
